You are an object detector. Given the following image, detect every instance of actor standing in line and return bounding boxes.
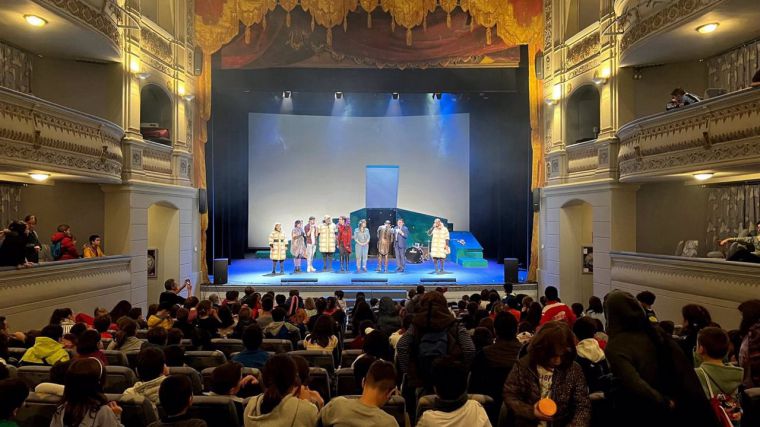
[304,216,319,273]
[291,220,306,273]
[269,223,287,274]
[393,218,409,272]
[428,218,450,274]
[319,215,337,272]
[354,219,370,272]
[376,220,394,273]
[337,216,353,272]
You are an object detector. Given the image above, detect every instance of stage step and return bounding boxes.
[458,257,488,268]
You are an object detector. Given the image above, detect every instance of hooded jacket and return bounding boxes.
[695,362,744,400]
[20,336,70,366]
[244,393,318,427]
[123,375,166,404]
[376,297,401,336]
[604,291,719,427]
[51,231,79,260]
[575,338,610,393]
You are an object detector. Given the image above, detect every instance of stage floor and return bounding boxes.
[221,256,525,286]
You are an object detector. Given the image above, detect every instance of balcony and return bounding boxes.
[0,86,124,182]
[617,87,760,182]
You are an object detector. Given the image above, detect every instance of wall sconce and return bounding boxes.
[592,65,611,85]
[546,84,561,105]
[129,58,150,80]
[183,94,195,102]
[177,83,186,97]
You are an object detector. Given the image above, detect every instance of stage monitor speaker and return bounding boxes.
[213,258,228,284]
[504,258,518,283]
[532,188,541,212]
[199,188,208,214]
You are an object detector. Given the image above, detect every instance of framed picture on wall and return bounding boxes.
[582,246,593,273]
[147,248,158,278]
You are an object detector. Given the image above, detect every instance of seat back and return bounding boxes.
[343,395,406,427]
[124,350,140,369]
[106,393,159,427]
[184,350,227,371]
[210,339,245,357]
[261,339,293,353]
[340,349,362,368]
[289,350,335,374]
[172,395,240,427]
[17,365,52,389]
[201,366,262,393]
[103,350,129,367]
[5,364,17,378]
[335,367,358,396]
[104,365,137,394]
[308,367,331,402]
[168,366,204,395]
[136,329,148,339]
[15,392,60,426]
[8,347,26,364]
[417,394,494,421]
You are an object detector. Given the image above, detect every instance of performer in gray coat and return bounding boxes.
[393,218,409,272]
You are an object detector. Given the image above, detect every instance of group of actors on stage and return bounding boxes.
[267,216,451,275]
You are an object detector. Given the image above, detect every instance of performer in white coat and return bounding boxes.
[318,215,337,271]
[428,218,450,274]
[269,223,287,274]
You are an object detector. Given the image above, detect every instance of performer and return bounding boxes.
[428,218,450,273]
[268,223,287,274]
[290,220,306,273]
[304,216,318,272]
[376,220,394,273]
[393,218,409,272]
[337,216,352,272]
[318,215,337,271]
[354,219,370,272]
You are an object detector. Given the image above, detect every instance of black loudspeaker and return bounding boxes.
[213,258,228,284]
[532,188,541,212]
[199,188,208,214]
[504,258,518,284]
[193,46,203,76]
[366,209,397,257]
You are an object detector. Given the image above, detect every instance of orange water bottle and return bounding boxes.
[537,397,557,417]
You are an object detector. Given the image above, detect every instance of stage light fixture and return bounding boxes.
[433,92,442,100]
[283,90,291,99]
[335,91,343,99]
[29,173,50,182]
[392,92,399,100]
[24,14,47,27]
[693,173,713,181]
[696,23,719,34]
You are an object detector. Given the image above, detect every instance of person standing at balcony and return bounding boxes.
[666,88,700,110]
[83,235,105,258]
[24,214,41,263]
[51,224,79,260]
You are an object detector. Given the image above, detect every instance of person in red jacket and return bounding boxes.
[539,286,577,327]
[51,224,79,260]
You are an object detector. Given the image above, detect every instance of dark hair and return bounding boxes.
[211,362,242,395]
[50,360,72,385]
[88,235,100,244]
[137,347,165,381]
[271,307,286,322]
[681,304,712,338]
[225,291,239,301]
[352,301,374,335]
[167,328,183,345]
[503,282,514,294]
[362,330,392,360]
[242,324,264,351]
[147,304,159,317]
[109,300,132,323]
[69,323,87,338]
[738,299,760,337]
[326,297,338,312]
[275,294,286,306]
[659,320,675,335]
[432,357,467,400]
[416,285,425,295]
[314,298,327,314]
[260,354,298,415]
[163,345,185,367]
[197,300,212,317]
[573,316,598,341]
[353,355,376,391]
[128,307,143,321]
[526,302,543,328]
[60,358,107,426]
[164,279,177,291]
[636,291,656,306]
[93,315,111,333]
[217,306,234,328]
[290,355,311,388]
[370,297,379,307]
[0,378,28,420]
[334,290,344,299]
[159,375,193,416]
[41,324,64,342]
[56,224,70,233]
[494,312,518,340]
[473,327,493,350]
[571,303,584,318]
[307,316,334,348]
[545,286,559,301]
[588,296,603,313]
[147,327,168,346]
[671,87,686,96]
[528,321,576,369]
[184,297,200,309]
[76,330,101,355]
[364,360,396,393]
[24,214,37,223]
[698,327,730,360]
[261,297,274,312]
[50,308,73,326]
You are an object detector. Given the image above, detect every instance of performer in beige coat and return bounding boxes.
[318,215,337,271]
[269,223,287,274]
[428,218,450,273]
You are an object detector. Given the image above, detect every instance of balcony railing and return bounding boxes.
[0,87,124,182]
[617,88,760,181]
[566,140,600,179]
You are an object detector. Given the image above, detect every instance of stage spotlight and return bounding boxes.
[392,92,399,100]
[335,91,343,99]
[433,92,442,100]
[283,90,291,99]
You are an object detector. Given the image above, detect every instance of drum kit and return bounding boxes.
[405,241,431,264]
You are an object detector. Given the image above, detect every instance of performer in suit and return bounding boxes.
[318,215,337,271]
[428,218,450,274]
[269,223,287,274]
[304,216,318,272]
[393,218,409,272]
[290,220,306,273]
[376,220,394,273]
[337,216,352,272]
[354,219,370,272]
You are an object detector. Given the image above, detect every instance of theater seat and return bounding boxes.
[103,350,129,367]
[210,338,245,357]
[8,347,27,364]
[308,367,331,402]
[17,365,52,389]
[340,349,362,368]
[289,350,335,374]
[261,338,293,353]
[104,366,137,394]
[416,394,494,421]
[184,350,227,371]
[15,392,60,426]
[106,393,159,427]
[136,329,148,339]
[5,364,17,378]
[168,366,204,395]
[343,395,406,426]
[202,366,262,392]
[124,350,140,369]
[335,367,358,396]
[167,395,239,427]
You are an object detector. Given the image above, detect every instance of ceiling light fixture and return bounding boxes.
[24,15,47,27]
[696,23,719,34]
[693,173,714,181]
[335,91,343,99]
[29,173,50,182]
[392,92,399,100]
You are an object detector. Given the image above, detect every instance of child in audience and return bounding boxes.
[163,345,186,368]
[0,378,29,427]
[417,357,491,427]
[108,317,144,352]
[635,291,658,323]
[472,326,494,353]
[694,327,743,404]
[470,312,522,408]
[320,360,399,427]
[207,362,258,403]
[244,354,318,426]
[263,308,301,340]
[123,347,167,404]
[304,315,339,352]
[573,317,610,394]
[128,307,147,329]
[146,327,169,349]
[291,355,324,409]
[20,324,70,366]
[232,306,254,339]
[148,302,174,330]
[75,330,107,366]
[50,358,122,427]
[585,296,605,325]
[148,375,207,427]
[389,315,412,350]
[231,323,270,369]
[539,286,577,326]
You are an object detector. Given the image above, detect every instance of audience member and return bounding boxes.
[50,358,122,426]
[694,326,743,415]
[375,297,401,337]
[148,303,174,330]
[353,330,393,367]
[347,319,375,350]
[472,327,494,352]
[49,308,76,334]
[291,355,325,409]
[470,312,521,404]
[585,296,605,325]
[173,308,199,347]
[680,304,714,365]
[737,299,760,388]
[222,290,240,307]
[148,374,207,427]
[418,357,491,427]
[256,297,275,328]
[146,326,169,349]
[0,220,32,267]
[243,354,318,426]
[504,321,590,427]
[304,315,339,352]
[573,317,610,394]
[124,347,167,404]
[263,307,300,340]
[93,315,112,340]
[23,214,41,263]
[571,303,584,320]
[164,345,186,368]
[636,291,658,323]
[539,286,576,326]
[196,301,223,345]
[666,87,700,110]
[83,235,105,258]
[0,378,29,427]
[160,279,192,307]
[231,306,254,339]
[167,328,183,346]
[524,302,543,329]
[108,300,132,324]
[128,307,147,329]
[233,323,270,369]
[75,330,107,366]
[20,324,69,366]
[303,297,317,318]
[320,360,399,427]
[208,362,257,402]
[389,314,412,349]
[50,224,79,260]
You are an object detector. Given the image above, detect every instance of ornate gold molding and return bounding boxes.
[566,32,599,69]
[620,0,716,53]
[543,0,552,50]
[566,141,599,174]
[35,0,120,48]
[141,26,173,64]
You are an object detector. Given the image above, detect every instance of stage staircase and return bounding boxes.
[449,231,488,268]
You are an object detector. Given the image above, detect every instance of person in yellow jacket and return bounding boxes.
[20,324,70,366]
[269,223,287,275]
[82,234,105,258]
[318,215,337,272]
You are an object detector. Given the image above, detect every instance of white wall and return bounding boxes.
[559,201,593,306]
[633,61,707,119]
[147,203,180,304]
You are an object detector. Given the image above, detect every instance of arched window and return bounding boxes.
[140,84,173,145]
[565,85,600,145]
